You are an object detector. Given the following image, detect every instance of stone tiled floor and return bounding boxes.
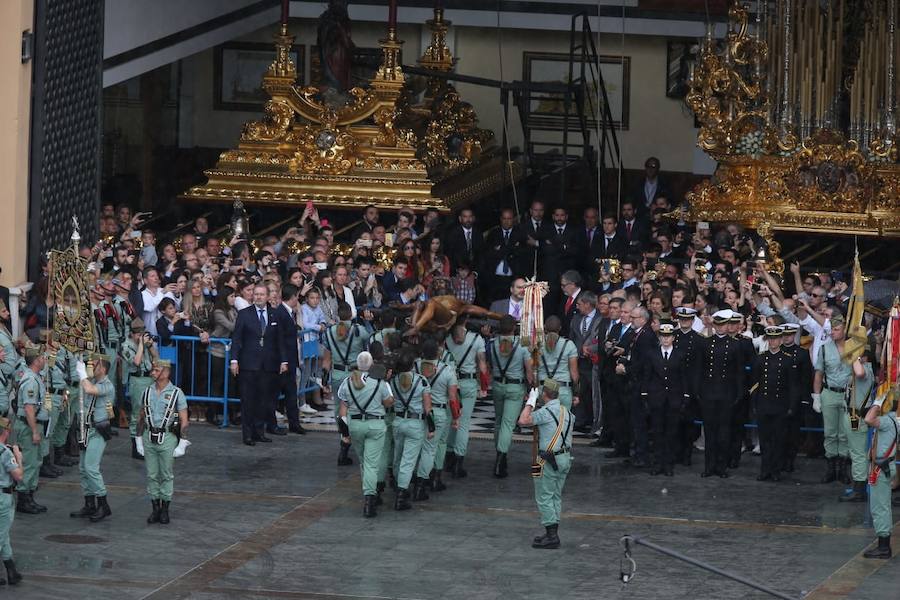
[8,424,898,599]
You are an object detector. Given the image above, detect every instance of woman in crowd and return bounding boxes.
[418,235,450,291]
[182,277,213,404]
[209,286,238,425]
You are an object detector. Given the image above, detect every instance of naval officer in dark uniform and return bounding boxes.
[750,326,798,481]
[697,309,744,478]
[673,307,702,465]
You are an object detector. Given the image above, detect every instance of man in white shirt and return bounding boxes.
[140,266,174,337]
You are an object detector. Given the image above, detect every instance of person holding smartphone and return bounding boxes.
[121,318,158,459]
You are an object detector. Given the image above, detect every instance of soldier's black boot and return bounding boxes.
[3,559,21,585]
[863,536,892,559]
[337,440,353,466]
[89,495,111,522]
[453,455,468,478]
[147,499,161,524]
[412,477,430,501]
[29,492,47,513]
[394,488,412,511]
[375,482,385,506]
[432,469,446,492]
[39,456,59,478]
[70,495,96,518]
[54,446,78,467]
[532,524,561,549]
[839,481,867,503]
[15,492,39,515]
[363,495,376,518]
[839,457,852,485]
[493,452,503,478]
[445,451,457,472]
[158,501,170,524]
[820,457,837,483]
[131,438,144,461]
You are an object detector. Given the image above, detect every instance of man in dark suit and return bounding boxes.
[617,201,650,253]
[633,156,669,221]
[604,302,635,457]
[569,291,602,432]
[614,305,659,467]
[574,207,602,280]
[520,200,554,279]
[230,283,289,446]
[273,284,306,435]
[443,207,484,272]
[482,208,527,302]
[558,270,583,333]
[673,306,703,465]
[349,204,380,241]
[543,207,578,309]
[488,277,526,322]
[598,214,627,260]
[634,321,690,475]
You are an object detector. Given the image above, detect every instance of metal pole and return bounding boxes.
[619,535,800,600]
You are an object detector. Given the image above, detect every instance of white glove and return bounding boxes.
[173,438,191,458]
[526,387,539,408]
[134,436,144,457]
[75,361,88,382]
[811,393,822,414]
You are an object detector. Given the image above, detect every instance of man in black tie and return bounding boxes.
[569,291,601,433]
[520,200,554,278]
[617,201,649,252]
[273,284,306,435]
[574,207,602,280]
[443,208,484,271]
[598,214,627,260]
[613,305,659,467]
[543,207,578,309]
[482,208,526,302]
[230,284,289,446]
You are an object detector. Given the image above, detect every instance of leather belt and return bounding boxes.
[493,377,523,385]
[1,486,13,494]
[457,373,477,380]
[350,414,384,420]
[332,364,349,372]
[133,371,152,378]
[431,401,447,408]
[395,410,425,420]
[825,385,847,393]
[541,380,572,388]
[554,448,570,455]
[48,387,66,394]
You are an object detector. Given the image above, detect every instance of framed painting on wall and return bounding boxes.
[522,51,630,130]
[214,41,304,111]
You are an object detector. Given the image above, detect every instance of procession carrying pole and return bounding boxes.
[520,278,549,469]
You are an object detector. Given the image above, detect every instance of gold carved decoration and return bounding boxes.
[183,7,515,211]
[48,219,97,353]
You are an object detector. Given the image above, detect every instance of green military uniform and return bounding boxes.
[13,367,48,496]
[122,338,154,437]
[491,336,530,455]
[80,374,114,500]
[445,331,484,460]
[338,373,391,500]
[415,359,457,481]
[48,346,79,460]
[39,351,69,472]
[324,322,370,417]
[537,335,578,409]
[141,381,186,502]
[866,409,898,558]
[531,380,573,549]
[845,363,875,486]
[391,372,430,496]
[814,339,853,460]
[0,425,23,584]
[369,327,397,350]
[0,326,17,414]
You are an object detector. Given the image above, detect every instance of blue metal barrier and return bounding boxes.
[158,330,322,428]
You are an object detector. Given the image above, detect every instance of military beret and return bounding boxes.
[764,325,784,338]
[542,379,560,395]
[23,345,43,359]
[153,359,172,370]
[829,314,846,328]
[130,317,146,333]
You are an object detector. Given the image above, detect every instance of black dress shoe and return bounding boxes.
[718,470,730,479]
[632,459,648,469]
[289,424,306,434]
[256,435,273,443]
[267,427,288,436]
[771,472,781,482]
[664,467,674,476]
[243,438,256,446]
[700,471,713,478]
[649,467,662,476]
[757,473,772,481]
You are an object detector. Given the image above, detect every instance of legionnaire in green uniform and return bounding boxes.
[839,352,875,502]
[444,323,488,479]
[518,379,573,550]
[536,317,579,410]
[46,334,80,470]
[0,416,24,585]
[390,350,432,511]
[0,301,17,415]
[135,359,189,525]
[367,340,397,496]
[99,275,125,413]
[121,318,157,460]
[337,351,394,518]
[369,311,399,350]
[13,345,49,514]
[38,332,70,479]
[69,356,115,523]
[812,315,854,484]
[414,338,459,497]
[323,302,370,466]
[861,396,898,559]
[490,316,533,479]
